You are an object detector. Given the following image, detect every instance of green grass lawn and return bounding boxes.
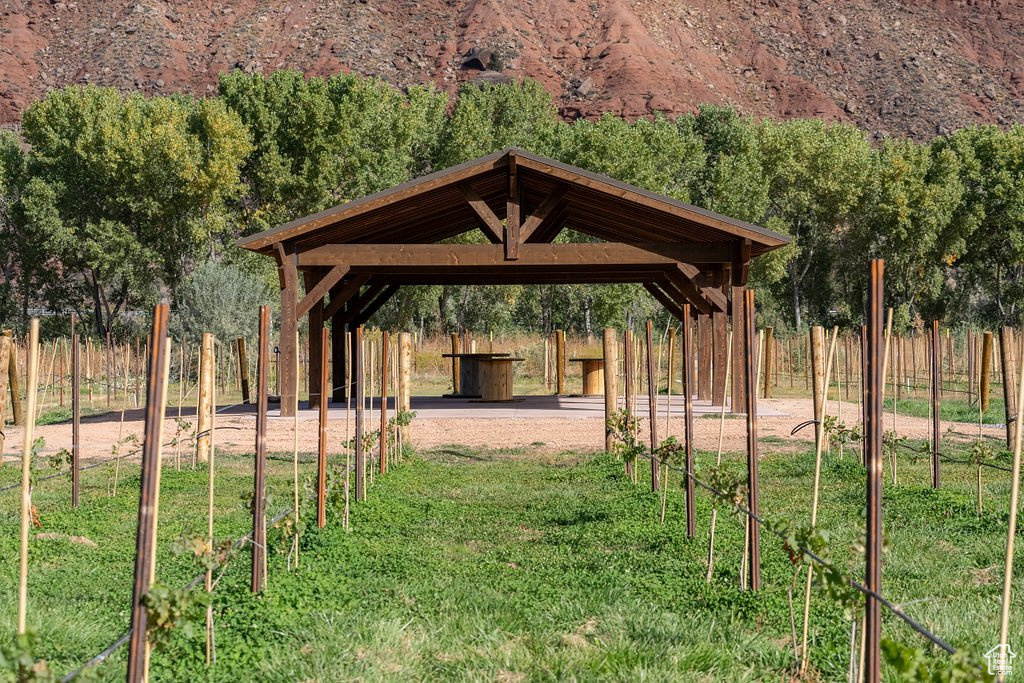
[2,440,1021,681]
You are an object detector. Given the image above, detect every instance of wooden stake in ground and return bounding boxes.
[317,327,329,529]
[379,331,389,475]
[623,328,634,482]
[17,319,40,635]
[645,320,660,493]
[1001,327,1018,449]
[72,333,81,508]
[681,309,695,538]
[197,334,214,463]
[998,336,1024,674]
[555,329,566,395]
[291,328,300,569]
[205,361,217,668]
[126,304,171,683]
[252,307,270,593]
[602,328,618,453]
[706,330,732,582]
[237,337,251,405]
[799,326,839,674]
[0,332,10,462]
[981,331,993,414]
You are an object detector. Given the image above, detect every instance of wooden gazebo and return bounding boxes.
[237,148,789,416]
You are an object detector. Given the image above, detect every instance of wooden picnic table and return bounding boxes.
[569,357,605,396]
[442,352,511,398]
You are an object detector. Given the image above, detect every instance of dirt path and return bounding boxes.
[0,395,1000,466]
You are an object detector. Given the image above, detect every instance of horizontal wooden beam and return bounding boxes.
[298,242,734,269]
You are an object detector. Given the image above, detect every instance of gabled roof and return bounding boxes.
[237,148,789,257]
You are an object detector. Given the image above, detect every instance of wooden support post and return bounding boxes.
[646,320,660,493]
[278,248,299,417]
[1001,328,1018,449]
[682,306,696,539]
[354,326,365,501]
[712,312,727,406]
[623,328,634,481]
[237,338,250,404]
[731,286,746,412]
[252,307,269,593]
[317,326,329,529]
[697,315,712,401]
[556,329,566,395]
[742,289,760,591]
[305,272,324,410]
[931,320,941,489]
[810,326,825,447]
[0,333,9,460]
[7,330,21,425]
[197,333,214,464]
[72,334,81,508]
[449,333,460,394]
[981,331,993,414]
[763,326,774,398]
[379,331,389,475]
[603,328,618,453]
[864,260,885,683]
[126,304,170,683]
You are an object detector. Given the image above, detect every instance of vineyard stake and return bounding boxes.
[379,331,389,475]
[981,331,993,414]
[355,326,366,500]
[603,328,617,453]
[556,329,566,395]
[72,333,81,508]
[864,259,885,683]
[999,330,1024,674]
[682,306,695,538]
[291,327,299,569]
[799,326,839,673]
[645,320,660,493]
[931,321,941,488]
[706,330,732,582]
[237,337,250,404]
[17,319,39,635]
[0,332,10,461]
[252,306,269,593]
[126,303,170,683]
[1000,327,1017,449]
[623,328,634,482]
[197,334,214,463]
[318,327,329,528]
[742,288,761,591]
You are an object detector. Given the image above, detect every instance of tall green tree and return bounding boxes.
[438,79,559,166]
[19,86,252,336]
[219,70,447,235]
[851,137,964,327]
[757,118,872,328]
[943,125,1024,325]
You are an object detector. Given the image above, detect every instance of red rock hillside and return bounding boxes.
[0,0,1021,139]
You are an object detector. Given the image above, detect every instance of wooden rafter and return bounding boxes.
[323,274,371,320]
[520,185,568,243]
[297,265,349,320]
[458,183,503,244]
[643,283,688,321]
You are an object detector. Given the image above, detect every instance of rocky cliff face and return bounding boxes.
[1,0,1021,138]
